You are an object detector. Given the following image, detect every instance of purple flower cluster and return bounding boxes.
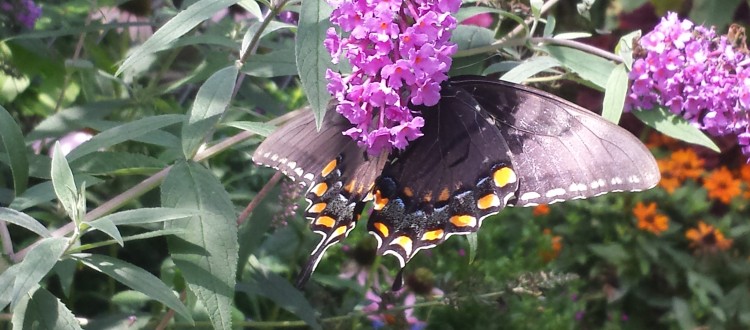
[325,0,460,155]
[1,0,41,29]
[626,12,750,158]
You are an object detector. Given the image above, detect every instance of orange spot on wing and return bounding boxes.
[321,159,337,177]
[477,193,500,210]
[308,202,327,213]
[374,190,389,211]
[403,187,414,197]
[374,222,390,237]
[450,215,477,228]
[421,229,444,241]
[311,182,328,197]
[493,167,517,188]
[438,188,451,202]
[314,216,335,228]
[391,236,413,255]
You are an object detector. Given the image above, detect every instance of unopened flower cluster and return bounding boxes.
[325,0,460,154]
[626,12,750,159]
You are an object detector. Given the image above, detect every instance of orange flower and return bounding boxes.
[685,221,732,252]
[657,159,681,194]
[703,167,741,204]
[632,202,669,235]
[540,228,562,262]
[646,132,679,149]
[533,204,550,216]
[670,149,704,180]
[740,164,750,199]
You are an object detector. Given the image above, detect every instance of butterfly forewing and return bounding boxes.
[252,108,387,286]
[450,77,660,206]
[367,86,521,267]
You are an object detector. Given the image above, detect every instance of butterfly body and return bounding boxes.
[253,76,659,286]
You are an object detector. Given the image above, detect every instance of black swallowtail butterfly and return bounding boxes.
[253,76,660,287]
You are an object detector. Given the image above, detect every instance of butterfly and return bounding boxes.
[253,75,660,288]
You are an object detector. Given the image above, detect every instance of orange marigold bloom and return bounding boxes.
[632,202,669,235]
[703,167,741,204]
[685,221,732,252]
[540,228,562,262]
[670,149,704,180]
[741,164,750,199]
[657,159,681,194]
[532,204,550,216]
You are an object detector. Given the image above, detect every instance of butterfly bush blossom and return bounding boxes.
[325,0,460,155]
[626,12,750,159]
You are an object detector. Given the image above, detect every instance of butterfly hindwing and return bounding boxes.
[367,85,521,267]
[449,77,660,206]
[253,108,387,286]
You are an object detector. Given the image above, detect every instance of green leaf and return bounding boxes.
[0,207,50,237]
[454,6,508,23]
[500,56,561,83]
[87,217,123,246]
[242,48,298,78]
[161,161,238,330]
[616,30,640,70]
[238,257,321,329]
[543,15,556,37]
[0,105,28,195]
[238,0,261,19]
[632,107,720,152]
[9,175,102,212]
[67,114,184,162]
[8,237,68,310]
[51,143,79,221]
[90,207,202,227]
[0,264,20,309]
[452,25,495,51]
[689,0,742,31]
[222,121,276,137]
[182,66,239,159]
[241,20,296,58]
[70,151,167,176]
[82,119,180,148]
[466,232,478,264]
[602,63,628,124]
[11,287,82,330]
[672,297,697,330]
[52,259,77,298]
[26,100,128,141]
[117,0,239,76]
[588,243,629,263]
[296,0,334,129]
[546,45,615,89]
[72,253,193,323]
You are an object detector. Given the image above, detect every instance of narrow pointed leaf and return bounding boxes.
[602,63,628,124]
[0,207,50,237]
[0,264,20,310]
[51,143,78,220]
[296,0,333,128]
[66,114,183,162]
[117,0,239,76]
[26,100,127,141]
[11,287,82,330]
[223,121,276,137]
[90,207,202,227]
[501,56,561,83]
[243,48,298,77]
[632,107,720,152]
[0,105,28,195]
[9,175,102,212]
[161,161,238,330]
[10,237,68,310]
[546,45,615,89]
[87,218,123,246]
[73,253,193,322]
[182,66,239,159]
